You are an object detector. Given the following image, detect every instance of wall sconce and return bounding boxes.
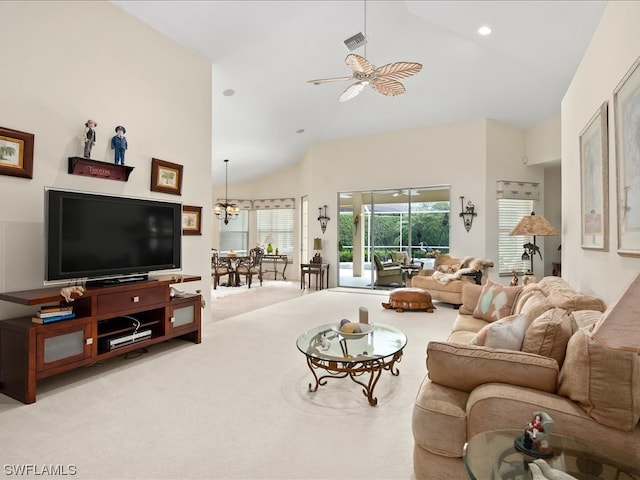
[459,196,477,232]
[318,205,330,233]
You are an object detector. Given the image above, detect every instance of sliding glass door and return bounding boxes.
[338,186,450,290]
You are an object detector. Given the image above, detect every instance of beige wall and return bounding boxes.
[562,1,640,303]
[217,117,554,284]
[525,114,561,166]
[0,1,212,319]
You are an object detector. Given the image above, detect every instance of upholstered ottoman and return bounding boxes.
[382,287,435,312]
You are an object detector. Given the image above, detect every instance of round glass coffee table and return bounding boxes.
[463,429,640,480]
[296,323,406,406]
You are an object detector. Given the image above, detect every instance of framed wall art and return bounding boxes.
[614,55,640,257]
[151,158,183,195]
[0,126,34,179]
[579,101,609,251]
[182,205,202,235]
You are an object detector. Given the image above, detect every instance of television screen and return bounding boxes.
[46,189,182,282]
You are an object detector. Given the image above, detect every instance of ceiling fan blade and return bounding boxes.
[371,78,406,97]
[307,76,354,85]
[339,82,366,102]
[374,61,423,81]
[345,54,375,74]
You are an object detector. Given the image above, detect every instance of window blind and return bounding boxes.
[498,199,534,275]
[257,209,294,256]
[219,210,249,254]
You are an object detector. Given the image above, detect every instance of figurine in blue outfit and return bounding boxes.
[111,125,128,165]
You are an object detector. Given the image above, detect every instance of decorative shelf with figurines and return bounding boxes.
[68,157,134,182]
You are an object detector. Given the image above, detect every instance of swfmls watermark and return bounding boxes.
[3,465,77,476]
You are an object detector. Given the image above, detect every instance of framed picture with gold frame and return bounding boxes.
[614,54,640,257]
[579,101,608,251]
[0,126,34,179]
[182,205,202,235]
[151,158,183,195]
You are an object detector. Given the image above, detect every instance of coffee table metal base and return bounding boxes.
[305,348,403,406]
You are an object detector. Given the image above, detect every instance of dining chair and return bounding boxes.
[236,247,264,288]
[211,249,232,289]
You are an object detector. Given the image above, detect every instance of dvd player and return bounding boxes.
[108,329,152,350]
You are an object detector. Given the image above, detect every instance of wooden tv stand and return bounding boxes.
[0,275,202,404]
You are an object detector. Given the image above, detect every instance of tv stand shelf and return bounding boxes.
[0,275,201,404]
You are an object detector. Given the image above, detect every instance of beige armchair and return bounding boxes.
[410,253,493,307]
[389,251,410,265]
[373,254,403,287]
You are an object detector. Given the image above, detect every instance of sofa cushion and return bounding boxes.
[518,290,554,326]
[389,251,409,265]
[521,308,573,367]
[558,328,640,431]
[426,341,559,393]
[570,310,603,332]
[537,276,606,313]
[412,379,469,457]
[459,283,483,315]
[470,313,527,350]
[473,280,523,322]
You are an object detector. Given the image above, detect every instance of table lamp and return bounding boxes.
[509,212,558,275]
[312,237,322,263]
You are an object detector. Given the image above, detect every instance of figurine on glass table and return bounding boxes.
[514,411,555,458]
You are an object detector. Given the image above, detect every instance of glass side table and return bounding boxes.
[463,429,640,480]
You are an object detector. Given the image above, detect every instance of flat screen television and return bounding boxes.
[45,188,182,284]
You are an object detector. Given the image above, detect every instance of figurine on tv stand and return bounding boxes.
[111,125,128,165]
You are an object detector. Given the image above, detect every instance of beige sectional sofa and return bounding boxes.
[412,276,640,479]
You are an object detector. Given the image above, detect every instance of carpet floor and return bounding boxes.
[0,285,457,479]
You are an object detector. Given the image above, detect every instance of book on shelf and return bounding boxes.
[32,312,76,324]
[39,305,73,314]
[37,307,73,318]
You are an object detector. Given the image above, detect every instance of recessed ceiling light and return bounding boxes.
[296,129,305,134]
[478,26,492,36]
[222,89,235,97]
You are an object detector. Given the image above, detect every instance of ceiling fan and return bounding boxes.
[308,53,422,102]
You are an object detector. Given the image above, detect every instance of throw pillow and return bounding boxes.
[558,329,640,431]
[521,308,573,367]
[470,313,527,350]
[436,264,460,274]
[473,280,523,322]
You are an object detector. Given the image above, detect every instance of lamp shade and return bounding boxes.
[313,238,322,250]
[509,212,559,236]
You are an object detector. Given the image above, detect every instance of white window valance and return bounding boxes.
[496,181,540,200]
[252,198,295,210]
[214,198,296,210]
[217,198,253,210]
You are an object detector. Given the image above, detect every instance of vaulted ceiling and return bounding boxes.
[112,0,607,185]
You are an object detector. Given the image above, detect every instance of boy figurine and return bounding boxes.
[111,125,128,165]
[83,119,97,158]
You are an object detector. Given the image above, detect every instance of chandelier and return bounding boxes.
[214,159,240,224]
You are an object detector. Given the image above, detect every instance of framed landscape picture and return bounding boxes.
[579,102,609,251]
[151,158,183,196]
[182,205,202,235]
[0,126,34,179]
[614,55,640,257]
